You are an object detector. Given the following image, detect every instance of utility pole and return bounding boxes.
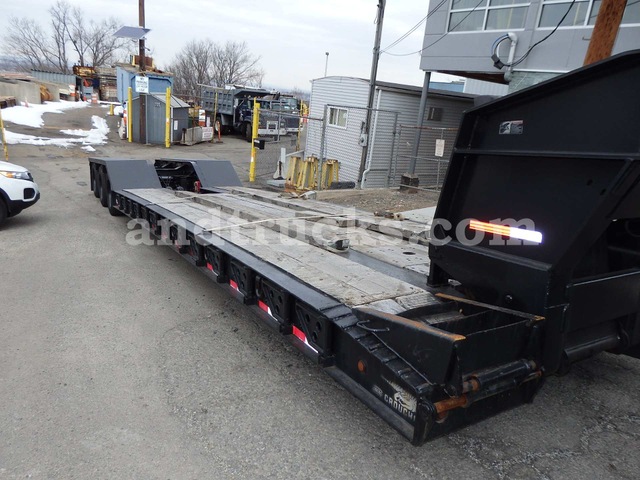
[357,0,385,186]
[584,0,627,65]
[324,52,329,77]
[139,0,146,72]
[139,0,147,144]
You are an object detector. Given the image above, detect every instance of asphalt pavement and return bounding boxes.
[0,105,639,479]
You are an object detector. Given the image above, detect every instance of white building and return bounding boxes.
[306,77,477,188]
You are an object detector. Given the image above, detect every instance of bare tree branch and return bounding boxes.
[211,41,264,88]
[167,39,264,102]
[2,2,127,73]
[3,17,57,72]
[49,1,71,73]
[166,39,215,102]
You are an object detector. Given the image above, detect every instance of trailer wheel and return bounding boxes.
[92,164,101,198]
[99,169,110,208]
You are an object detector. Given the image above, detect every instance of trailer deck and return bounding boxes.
[121,186,437,310]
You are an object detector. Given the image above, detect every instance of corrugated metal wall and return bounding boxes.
[307,77,369,183]
[130,95,189,145]
[116,66,173,103]
[391,95,471,189]
[306,77,474,188]
[30,70,78,86]
[361,103,397,188]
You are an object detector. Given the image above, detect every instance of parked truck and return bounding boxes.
[87,51,640,444]
[200,86,288,140]
[255,94,302,134]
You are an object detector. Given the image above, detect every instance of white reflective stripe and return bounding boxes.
[508,227,542,244]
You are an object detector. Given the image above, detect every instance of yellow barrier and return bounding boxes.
[321,159,340,189]
[249,101,260,182]
[165,87,171,148]
[127,87,133,143]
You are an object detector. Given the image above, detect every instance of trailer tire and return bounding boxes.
[92,164,101,198]
[108,203,123,217]
[99,169,110,208]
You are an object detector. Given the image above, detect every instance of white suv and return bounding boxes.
[0,160,40,226]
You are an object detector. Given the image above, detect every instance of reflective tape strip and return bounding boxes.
[470,220,542,244]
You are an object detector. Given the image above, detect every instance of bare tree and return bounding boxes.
[210,41,264,88]
[67,5,88,67]
[4,18,58,72]
[49,1,72,72]
[166,39,215,102]
[2,1,126,73]
[85,18,129,66]
[67,6,127,67]
[167,39,264,102]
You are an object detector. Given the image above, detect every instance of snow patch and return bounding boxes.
[1,100,89,128]
[81,146,96,152]
[5,115,110,148]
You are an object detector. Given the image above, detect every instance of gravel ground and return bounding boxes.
[1,103,639,480]
[317,187,440,213]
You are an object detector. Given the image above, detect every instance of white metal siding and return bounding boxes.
[463,78,509,96]
[366,90,472,188]
[307,77,370,183]
[308,77,474,188]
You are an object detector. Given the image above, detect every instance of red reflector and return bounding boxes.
[291,326,319,354]
[206,263,213,271]
[292,326,306,343]
[229,279,239,291]
[258,300,270,313]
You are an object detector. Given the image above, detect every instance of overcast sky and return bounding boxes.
[1,0,457,90]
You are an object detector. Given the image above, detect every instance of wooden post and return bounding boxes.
[138,0,147,144]
[584,0,627,65]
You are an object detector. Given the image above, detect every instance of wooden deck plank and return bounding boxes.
[147,197,425,307]
[226,186,431,243]
[128,188,433,275]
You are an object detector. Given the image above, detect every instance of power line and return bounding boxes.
[380,0,449,53]
[383,0,487,57]
[381,14,428,52]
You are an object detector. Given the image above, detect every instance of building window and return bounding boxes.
[328,107,348,128]
[427,107,444,122]
[539,0,640,28]
[448,0,530,32]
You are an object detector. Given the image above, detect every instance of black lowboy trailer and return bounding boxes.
[88,51,640,445]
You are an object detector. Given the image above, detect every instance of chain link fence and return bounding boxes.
[301,105,399,190]
[253,104,458,192]
[390,125,458,192]
[252,110,302,183]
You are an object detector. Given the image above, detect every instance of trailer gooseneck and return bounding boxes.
[88,51,640,445]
